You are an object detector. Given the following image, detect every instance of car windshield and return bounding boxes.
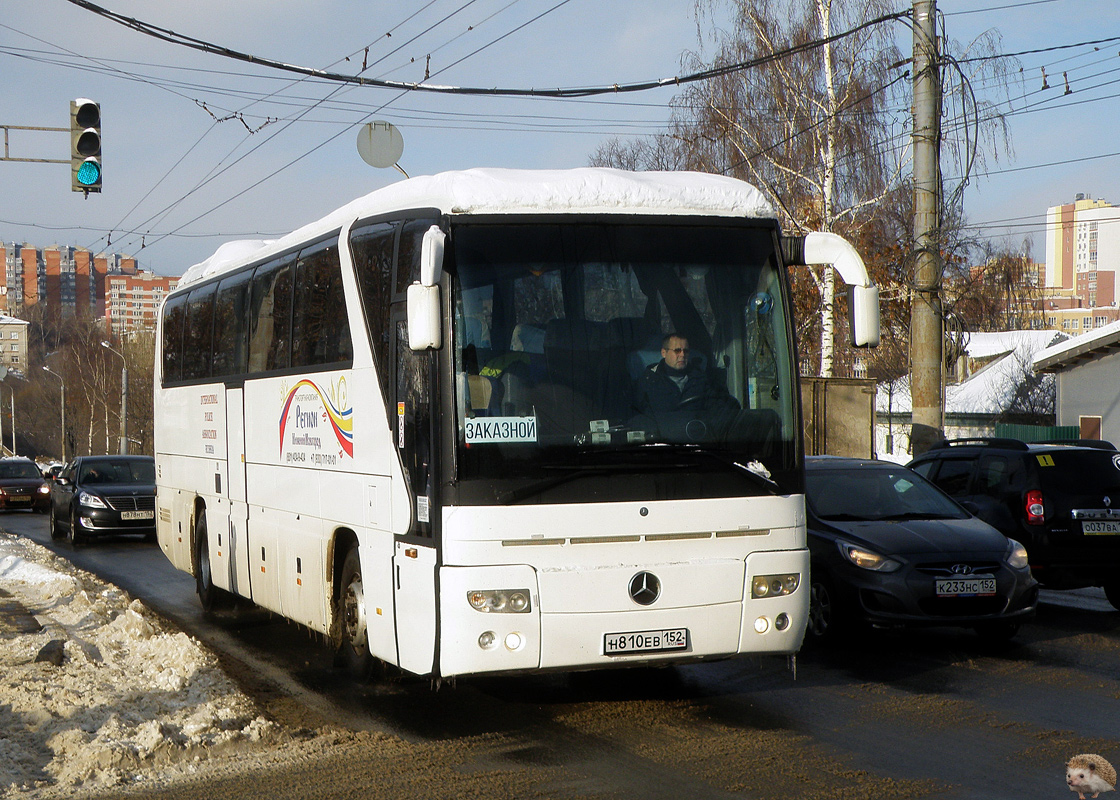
[0,462,40,479]
[807,466,967,521]
[79,460,155,484]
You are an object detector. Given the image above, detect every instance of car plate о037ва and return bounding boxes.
[604,628,688,655]
[1083,520,1120,535]
[935,577,996,597]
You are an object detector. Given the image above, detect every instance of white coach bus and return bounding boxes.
[154,168,879,679]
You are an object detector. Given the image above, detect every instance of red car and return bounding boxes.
[0,458,51,512]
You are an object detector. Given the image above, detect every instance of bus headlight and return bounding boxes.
[467,589,532,613]
[751,573,800,598]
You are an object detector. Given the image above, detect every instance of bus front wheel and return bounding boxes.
[336,545,373,677]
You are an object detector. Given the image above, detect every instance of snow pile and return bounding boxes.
[0,533,284,798]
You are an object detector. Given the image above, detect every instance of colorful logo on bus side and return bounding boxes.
[278,377,353,464]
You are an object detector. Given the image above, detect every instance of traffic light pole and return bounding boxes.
[0,124,70,164]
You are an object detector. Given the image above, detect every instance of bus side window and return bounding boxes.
[248,260,294,373]
[350,221,398,412]
[161,294,187,385]
[396,318,434,537]
[292,244,352,368]
[182,283,216,381]
[213,271,251,377]
[394,220,434,297]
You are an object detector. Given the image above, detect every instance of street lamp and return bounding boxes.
[101,340,128,455]
[42,366,66,463]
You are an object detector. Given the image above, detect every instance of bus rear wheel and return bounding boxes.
[195,513,233,613]
[336,545,373,678]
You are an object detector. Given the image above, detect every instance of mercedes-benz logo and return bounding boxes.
[628,571,661,605]
[950,564,974,575]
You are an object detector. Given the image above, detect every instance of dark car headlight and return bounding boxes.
[1005,538,1030,570]
[79,491,107,509]
[836,540,902,572]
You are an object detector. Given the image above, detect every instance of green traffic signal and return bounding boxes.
[70,98,101,193]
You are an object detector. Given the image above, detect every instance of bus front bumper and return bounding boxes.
[437,549,809,678]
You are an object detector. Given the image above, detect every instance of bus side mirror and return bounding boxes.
[849,284,880,348]
[407,283,442,350]
[420,225,445,287]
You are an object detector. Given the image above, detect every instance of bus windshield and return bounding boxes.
[451,220,799,501]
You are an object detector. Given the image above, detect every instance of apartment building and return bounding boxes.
[105,271,178,337]
[0,316,29,370]
[0,242,176,334]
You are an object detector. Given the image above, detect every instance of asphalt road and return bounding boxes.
[4,510,1119,800]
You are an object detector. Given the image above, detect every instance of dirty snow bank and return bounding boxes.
[0,533,285,798]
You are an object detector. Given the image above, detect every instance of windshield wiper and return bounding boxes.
[644,444,782,495]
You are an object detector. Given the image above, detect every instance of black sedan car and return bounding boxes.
[0,457,51,512]
[805,456,1038,642]
[49,455,157,546]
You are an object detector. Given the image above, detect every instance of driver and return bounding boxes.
[633,333,738,438]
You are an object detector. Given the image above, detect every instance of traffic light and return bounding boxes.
[70,98,101,194]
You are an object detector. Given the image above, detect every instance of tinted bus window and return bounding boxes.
[212,271,251,377]
[350,221,397,407]
[248,260,293,373]
[292,244,352,369]
[161,294,187,384]
[182,283,216,381]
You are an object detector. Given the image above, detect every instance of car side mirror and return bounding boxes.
[959,499,980,515]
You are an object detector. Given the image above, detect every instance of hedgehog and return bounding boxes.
[1067,754,1116,800]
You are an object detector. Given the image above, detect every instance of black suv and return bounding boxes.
[908,438,1120,609]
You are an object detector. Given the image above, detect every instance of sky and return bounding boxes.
[1,0,1119,276]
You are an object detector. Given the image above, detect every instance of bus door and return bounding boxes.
[391,312,439,675]
[225,386,251,598]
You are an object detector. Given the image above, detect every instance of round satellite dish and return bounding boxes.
[356,121,405,168]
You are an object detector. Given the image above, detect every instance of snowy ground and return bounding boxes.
[0,532,289,798]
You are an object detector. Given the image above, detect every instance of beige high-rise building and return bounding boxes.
[1044,194,1120,308]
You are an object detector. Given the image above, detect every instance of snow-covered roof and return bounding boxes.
[178,168,775,288]
[877,329,1067,416]
[1033,317,1120,372]
[0,315,28,326]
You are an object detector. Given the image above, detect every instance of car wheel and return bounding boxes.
[974,620,1020,642]
[335,544,373,678]
[807,573,846,642]
[48,505,62,540]
[67,508,84,548]
[195,513,232,613]
[1103,579,1120,612]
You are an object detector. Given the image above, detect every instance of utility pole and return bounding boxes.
[909,0,943,455]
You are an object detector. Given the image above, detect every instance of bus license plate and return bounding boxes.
[121,510,154,521]
[604,628,688,656]
[1083,520,1120,535]
[935,577,996,597]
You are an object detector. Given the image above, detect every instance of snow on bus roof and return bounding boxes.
[178,168,774,289]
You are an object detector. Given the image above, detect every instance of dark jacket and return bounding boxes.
[635,360,717,415]
[633,360,739,441]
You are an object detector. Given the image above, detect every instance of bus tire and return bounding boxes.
[195,513,232,613]
[335,545,373,678]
